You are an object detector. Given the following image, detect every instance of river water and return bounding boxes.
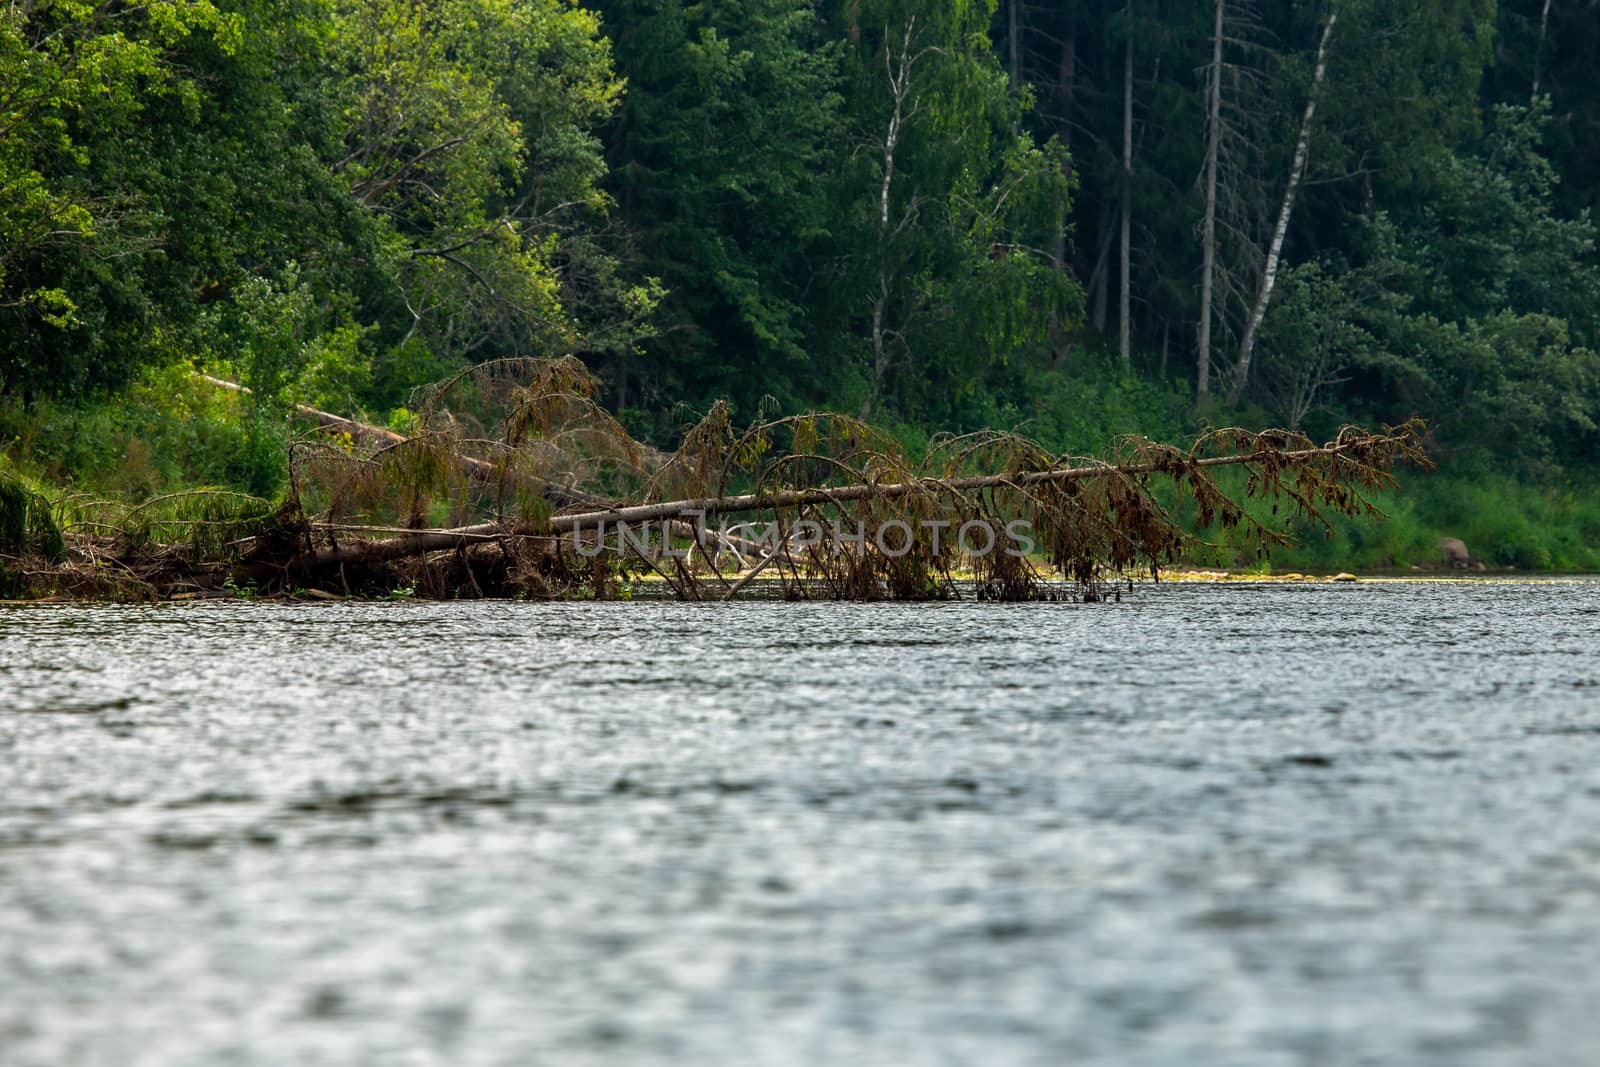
[2,581,1599,1066]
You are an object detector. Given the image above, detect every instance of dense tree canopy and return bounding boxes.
[1,0,651,407]
[3,0,1598,478]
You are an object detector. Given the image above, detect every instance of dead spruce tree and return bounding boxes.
[14,357,1426,601]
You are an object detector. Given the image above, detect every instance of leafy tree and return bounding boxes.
[1258,104,1600,467]
[821,0,1079,425]
[1,0,652,415]
[320,0,634,371]
[592,0,842,423]
[0,0,240,394]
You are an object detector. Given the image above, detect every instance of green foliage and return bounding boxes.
[321,0,634,363]
[825,0,1081,424]
[1254,103,1600,472]
[118,488,276,560]
[0,459,65,562]
[0,363,286,498]
[1190,465,1600,575]
[1006,351,1191,456]
[2,0,1600,575]
[593,0,844,418]
[2,0,649,411]
[221,574,256,599]
[0,0,239,393]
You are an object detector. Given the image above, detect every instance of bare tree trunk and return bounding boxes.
[198,373,746,559]
[1118,5,1134,369]
[1049,196,1070,367]
[1533,0,1553,99]
[862,18,920,420]
[221,413,1420,592]
[1046,26,1076,364]
[1057,26,1076,165]
[1007,0,1021,92]
[243,429,1414,586]
[1197,0,1224,403]
[1228,12,1336,406]
[863,281,890,419]
[1086,201,1113,333]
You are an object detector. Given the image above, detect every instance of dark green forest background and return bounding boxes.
[3,0,1598,569]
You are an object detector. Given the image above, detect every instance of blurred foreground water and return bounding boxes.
[3,581,1599,1066]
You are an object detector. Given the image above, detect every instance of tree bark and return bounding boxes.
[1057,25,1076,165]
[545,438,1398,531]
[1045,24,1076,364]
[1007,0,1021,92]
[862,18,919,419]
[1086,200,1114,333]
[1119,5,1134,369]
[1196,0,1224,403]
[243,426,1416,585]
[259,428,1414,575]
[1532,0,1553,99]
[1227,12,1336,406]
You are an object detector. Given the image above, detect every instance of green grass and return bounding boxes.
[0,363,287,501]
[1188,465,1600,573]
[0,459,66,561]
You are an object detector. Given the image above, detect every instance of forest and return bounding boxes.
[3,0,1599,572]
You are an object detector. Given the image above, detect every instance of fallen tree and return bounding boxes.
[196,373,610,509]
[199,371,775,568]
[277,426,1417,599]
[9,358,1428,602]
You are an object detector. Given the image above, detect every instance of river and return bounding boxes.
[3,581,1599,1065]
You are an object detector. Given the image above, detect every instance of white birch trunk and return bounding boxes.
[862,19,917,419]
[1533,0,1553,98]
[1228,11,1336,406]
[1007,0,1021,92]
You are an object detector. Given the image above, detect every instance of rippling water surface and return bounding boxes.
[3,581,1599,1066]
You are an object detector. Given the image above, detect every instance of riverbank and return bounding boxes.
[1188,465,1600,574]
[6,361,1593,606]
[10,569,1596,609]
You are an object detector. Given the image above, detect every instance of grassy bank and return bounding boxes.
[0,365,287,502]
[1185,466,1600,574]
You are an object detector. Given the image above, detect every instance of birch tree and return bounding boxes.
[1228,9,1336,405]
[1532,0,1553,99]
[1118,0,1134,369]
[861,16,934,419]
[836,2,1075,424]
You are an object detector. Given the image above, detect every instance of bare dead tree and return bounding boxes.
[1119,0,1134,369]
[861,16,938,420]
[1197,0,1226,401]
[1533,0,1554,99]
